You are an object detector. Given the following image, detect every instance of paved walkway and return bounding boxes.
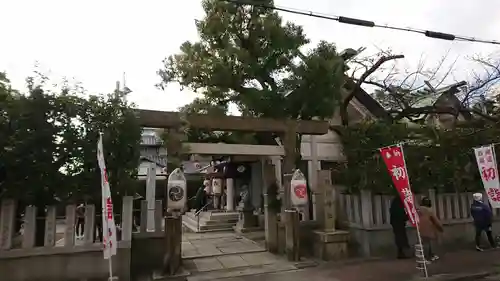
[182,232,265,258]
[219,248,500,281]
[180,232,298,281]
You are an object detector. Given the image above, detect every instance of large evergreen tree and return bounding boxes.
[158,0,345,121]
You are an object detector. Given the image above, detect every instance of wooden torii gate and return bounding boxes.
[136,109,328,188]
[136,109,329,272]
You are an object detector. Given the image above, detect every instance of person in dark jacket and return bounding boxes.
[390,195,410,258]
[194,184,207,212]
[470,193,496,251]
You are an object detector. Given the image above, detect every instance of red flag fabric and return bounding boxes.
[379,144,419,226]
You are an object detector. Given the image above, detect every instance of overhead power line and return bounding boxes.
[223,0,500,46]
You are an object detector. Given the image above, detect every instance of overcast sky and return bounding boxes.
[1,0,499,112]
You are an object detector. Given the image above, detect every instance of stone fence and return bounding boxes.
[0,197,167,281]
[338,189,500,257]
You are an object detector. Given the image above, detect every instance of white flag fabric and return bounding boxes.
[97,134,118,259]
[473,145,500,208]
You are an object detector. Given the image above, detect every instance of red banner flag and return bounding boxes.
[379,144,419,226]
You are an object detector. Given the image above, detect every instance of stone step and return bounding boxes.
[184,213,238,226]
[186,210,238,217]
[182,215,236,233]
[186,261,299,281]
[198,212,239,222]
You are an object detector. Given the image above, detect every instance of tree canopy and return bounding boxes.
[158,0,345,121]
[335,120,500,194]
[0,72,142,206]
[348,51,500,124]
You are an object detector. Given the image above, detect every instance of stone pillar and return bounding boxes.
[319,170,335,231]
[44,206,57,247]
[0,199,16,250]
[22,206,37,249]
[146,162,156,231]
[226,178,235,211]
[312,170,349,261]
[64,205,76,248]
[308,135,321,221]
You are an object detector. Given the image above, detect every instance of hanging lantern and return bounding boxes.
[167,168,187,210]
[290,169,308,206]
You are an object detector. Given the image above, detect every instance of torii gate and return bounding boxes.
[136,109,329,273]
[136,109,328,200]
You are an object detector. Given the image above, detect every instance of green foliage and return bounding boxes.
[158,0,345,121]
[0,74,141,206]
[335,121,500,194]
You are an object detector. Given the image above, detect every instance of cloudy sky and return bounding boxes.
[1,0,499,112]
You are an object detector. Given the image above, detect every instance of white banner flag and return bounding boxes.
[97,134,118,259]
[474,145,500,208]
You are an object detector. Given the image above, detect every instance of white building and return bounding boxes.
[138,128,168,180]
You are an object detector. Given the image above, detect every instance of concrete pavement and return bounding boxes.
[218,248,500,281]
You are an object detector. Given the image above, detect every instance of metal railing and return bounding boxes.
[194,200,212,232]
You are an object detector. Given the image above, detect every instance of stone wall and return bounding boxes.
[0,196,170,281]
[339,190,499,257]
[0,243,131,281]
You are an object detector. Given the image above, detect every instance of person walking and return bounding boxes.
[418,196,443,263]
[470,193,496,251]
[390,195,410,259]
[75,204,85,240]
[195,183,207,213]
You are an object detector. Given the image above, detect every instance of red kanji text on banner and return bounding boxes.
[379,145,419,226]
[97,135,118,260]
[474,145,500,208]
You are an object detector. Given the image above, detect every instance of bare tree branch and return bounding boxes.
[391,106,499,122]
[341,54,404,125]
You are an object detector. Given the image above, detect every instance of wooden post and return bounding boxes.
[264,194,278,253]
[262,160,279,253]
[283,173,300,261]
[308,135,320,221]
[285,209,300,261]
[163,125,184,276]
[282,122,297,210]
[282,122,300,260]
[163,215,182,275]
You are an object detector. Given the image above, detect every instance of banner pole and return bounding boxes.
[108,257,114,280]
[399,144,428,278]
[107,214,114,280]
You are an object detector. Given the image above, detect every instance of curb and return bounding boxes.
[411,271,494,281]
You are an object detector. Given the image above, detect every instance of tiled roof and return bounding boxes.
[140,155,168,167]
